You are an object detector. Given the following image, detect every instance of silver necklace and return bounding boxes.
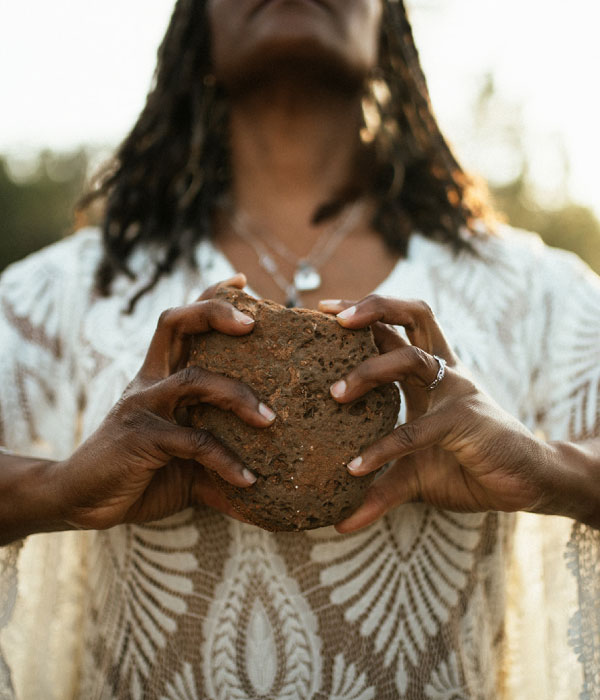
[226,199,365,307]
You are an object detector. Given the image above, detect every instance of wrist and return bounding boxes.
[542,441,600,528]
[0,454,73,545]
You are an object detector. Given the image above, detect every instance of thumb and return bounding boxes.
[335,457,420,533]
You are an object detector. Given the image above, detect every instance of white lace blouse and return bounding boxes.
[0,226,598,699]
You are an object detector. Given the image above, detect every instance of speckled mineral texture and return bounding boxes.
[187,287,400,531]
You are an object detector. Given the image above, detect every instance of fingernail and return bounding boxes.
[337,305,357,320]
[330,380,347,398]
[319,299,342,307]
[233,310,255,325]
[347,456,363,473]
[242,468,257,484]
[258,402,276,422]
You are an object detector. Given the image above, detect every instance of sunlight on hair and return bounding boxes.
[0,0,598,216]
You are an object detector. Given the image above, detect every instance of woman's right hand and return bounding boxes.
[52,274,275,530]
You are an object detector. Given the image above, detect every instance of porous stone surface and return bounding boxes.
[187,287,400,531]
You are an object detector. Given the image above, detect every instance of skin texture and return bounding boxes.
[1,0,599,543]
[0,275,268,544]
[318,296,600,533]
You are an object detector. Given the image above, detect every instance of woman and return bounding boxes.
[1,0,599,697]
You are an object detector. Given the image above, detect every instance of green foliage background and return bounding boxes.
[1,78,599,275]
[0,150,90,271]
[2,147,598,276]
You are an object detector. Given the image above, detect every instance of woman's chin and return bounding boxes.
[217,37,367,97]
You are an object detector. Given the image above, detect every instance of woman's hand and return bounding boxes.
[52,274,275,531]
[319,295,558,533]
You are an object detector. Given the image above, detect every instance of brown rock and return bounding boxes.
[187,287,400,531]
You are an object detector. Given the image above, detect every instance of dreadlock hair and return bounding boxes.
[81,0,492,311]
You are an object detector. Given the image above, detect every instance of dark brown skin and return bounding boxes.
[318,296,600,533]
[0,275,268,545]
[209,0,395,310]
[2,0,599,544]
[208,0,382,90]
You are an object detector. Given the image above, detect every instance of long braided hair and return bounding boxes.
[81,0,491,310]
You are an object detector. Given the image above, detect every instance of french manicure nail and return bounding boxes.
[234,310,255,325]
[330,380,347,398]
[258,402,276,422]
[242,468,257,484]
[347,456,363,473]
[319,299,342,307]
[337,305,357,320]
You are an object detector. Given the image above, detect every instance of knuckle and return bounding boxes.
[416,300,435,323]
[157,307,176,328]
[349,362,379,391]
[406,345,430,370]
[111,393,139,420]
[121,411,147,434]
[461,377,480,399]
[110,399,152,434]
[461,393,485,418]
[363,293,382,306]
[177,366,205,389]
[211,379,254,415]
[361,294,386,316]
[200,298,221,316]
[391,423,419,450]
[226,380,254,408]
[194,299,228,325]
[353,359,373,382]
[190,429,217,455]
[124,374,151,396]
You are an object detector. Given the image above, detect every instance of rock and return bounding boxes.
[187,287,400,531]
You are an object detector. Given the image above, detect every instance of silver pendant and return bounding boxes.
[294,260,321,292]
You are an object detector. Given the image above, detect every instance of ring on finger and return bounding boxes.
[425,355,447,391]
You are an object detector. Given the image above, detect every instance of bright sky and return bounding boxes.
[1,0,599,215]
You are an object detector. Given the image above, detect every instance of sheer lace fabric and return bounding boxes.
[0,226,598,699]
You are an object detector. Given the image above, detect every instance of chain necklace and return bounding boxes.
[225,198,365,307]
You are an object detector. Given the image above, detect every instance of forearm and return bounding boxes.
[542,438,600,529]
[0,449,71,546]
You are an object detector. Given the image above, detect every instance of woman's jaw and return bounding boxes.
[207,0,382,97]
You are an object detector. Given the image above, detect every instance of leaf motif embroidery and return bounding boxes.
[309,505,485,695]
[203,524,322,700]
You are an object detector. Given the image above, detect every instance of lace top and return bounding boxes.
[0,226,598,699]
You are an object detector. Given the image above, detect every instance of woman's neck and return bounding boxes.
[227,83,365,256]
[212,79,400,310]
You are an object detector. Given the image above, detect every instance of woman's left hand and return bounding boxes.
[319,295,556,533]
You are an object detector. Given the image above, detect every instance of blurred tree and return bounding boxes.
[469,73,600,273]
[0,150,90,272]
[492,176,600,273]
[1,83,598,276]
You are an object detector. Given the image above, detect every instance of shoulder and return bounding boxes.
[410,224,551,307]
[416,223,599,383]
[0,227,104,349]
[424,223,600,311]
[472,223,598,290]
[1,226,103,293]
[471,223,550,276]
[469,223,600,335]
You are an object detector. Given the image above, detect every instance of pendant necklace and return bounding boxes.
[226,198,365,307]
